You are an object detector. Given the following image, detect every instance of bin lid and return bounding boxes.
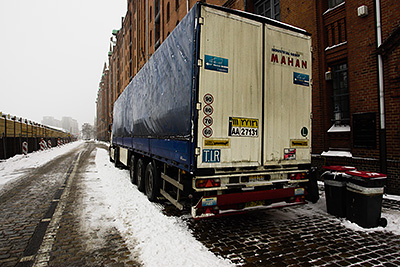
[345,170,387,179]
[322,166,356,172]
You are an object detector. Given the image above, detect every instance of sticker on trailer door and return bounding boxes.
[229,117,259,137]
[204,55,229,73]
[284,148,296,160]
[293,72,310,86]
[204,138,230,148]
[202,149,221,163]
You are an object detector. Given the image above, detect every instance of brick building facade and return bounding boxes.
[96,0,400,194]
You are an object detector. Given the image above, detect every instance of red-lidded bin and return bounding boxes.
[345,170,387,228]
[322,166,356,217]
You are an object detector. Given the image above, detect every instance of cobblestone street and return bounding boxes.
[187,204,400,266]
[1,142,399,266]
[0,145,81,266]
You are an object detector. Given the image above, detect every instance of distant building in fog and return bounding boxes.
[42,116,79,136]
[42,116,61,128]
[61,117,79,136]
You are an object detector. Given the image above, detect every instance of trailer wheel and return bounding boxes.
[129,156,136,184]
[114,148,122,168]
[109,147,114,162]
[145,161,160,202]
[136,158,146,192]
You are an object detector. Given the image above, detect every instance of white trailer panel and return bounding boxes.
[264,25,312,165]
[197,6,263,169]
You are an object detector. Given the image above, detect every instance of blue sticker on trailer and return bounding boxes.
[202,149,221,163]
[202,197,217,207]
[205,55,229,73]
[293,72,309,86]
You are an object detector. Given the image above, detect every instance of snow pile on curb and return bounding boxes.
[0,140,84,191]
[82,148,233,267]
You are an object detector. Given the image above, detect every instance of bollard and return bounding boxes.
[22,141,28,155]
[47,140,52,149]
[40,139,47,150]
[57,138,61,147]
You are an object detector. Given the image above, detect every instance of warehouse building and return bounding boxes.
[96,0,400,194]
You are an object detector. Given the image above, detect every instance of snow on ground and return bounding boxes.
[0,140,84,192]
[81,147,233,267]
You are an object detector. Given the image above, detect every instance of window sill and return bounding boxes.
[321,150,352,157]
[327,124,350,133]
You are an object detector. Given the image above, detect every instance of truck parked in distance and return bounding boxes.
[110,3,317,218]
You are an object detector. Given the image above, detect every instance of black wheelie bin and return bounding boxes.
[345,170,387,228]
[322,166,356,217]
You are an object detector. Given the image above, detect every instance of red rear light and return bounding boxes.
[196,178,221,188]
[289,172,306,180]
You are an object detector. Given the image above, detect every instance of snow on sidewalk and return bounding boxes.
[81,147,233,267]
[0,140,84,192]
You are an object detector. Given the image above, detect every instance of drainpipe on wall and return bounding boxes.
[146,0,149,61]
[375,0,387,174]
[187,0,189,13]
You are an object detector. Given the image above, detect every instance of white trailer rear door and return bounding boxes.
[264,25,312,165]
[197,6,263,169]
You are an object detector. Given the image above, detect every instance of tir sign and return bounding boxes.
[202,149,221,163]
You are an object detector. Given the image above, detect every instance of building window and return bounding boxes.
[150,30,152,45]
[150,6,152,22]
[332,63,350,125]
[167,2,170,22]
[255,0,280,21]
[328,0,344,9]
[353,112,376,148]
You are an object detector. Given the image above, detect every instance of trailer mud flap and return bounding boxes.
[305,167,319,203]
[192,187,306,219]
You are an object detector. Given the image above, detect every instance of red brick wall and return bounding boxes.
[346,0,379,159]
[381,0,400,162]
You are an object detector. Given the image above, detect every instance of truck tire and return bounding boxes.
[109,147,114,162]
[129,156,136,184]
[136,158,146,192]
[114,148,122,168]
[145,161,160,202]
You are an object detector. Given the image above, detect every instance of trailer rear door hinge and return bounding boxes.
[195,147,201,155]
[196,103,202,110]
[197,59,203,68]
[198,17,204,25]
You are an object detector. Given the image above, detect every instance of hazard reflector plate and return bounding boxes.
[202,197,217,207]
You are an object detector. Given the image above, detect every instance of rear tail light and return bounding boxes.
[289,172,307,180]
[196,178,221,188]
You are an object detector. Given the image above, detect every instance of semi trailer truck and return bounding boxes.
[110,3,317,218]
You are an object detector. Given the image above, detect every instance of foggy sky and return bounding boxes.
[0,0,127,129]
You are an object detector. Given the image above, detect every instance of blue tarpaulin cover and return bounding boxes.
[112,4,198,170]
